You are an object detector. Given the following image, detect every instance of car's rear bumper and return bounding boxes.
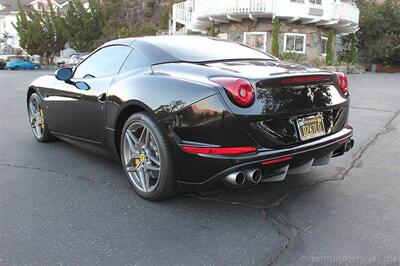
[176,126,353,190]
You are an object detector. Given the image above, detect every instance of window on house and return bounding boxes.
[243,32,267,52]
[321,37,328,56]
[309,0,322,4]
[284,33,306,53]
[290,0,305,3]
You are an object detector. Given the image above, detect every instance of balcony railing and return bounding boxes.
[335,2,360,24]
[172,2,192,25]
[172,0,359,32]
[192,0,273,17]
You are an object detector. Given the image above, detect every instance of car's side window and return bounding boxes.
[119,49,149,74]
[74,45,132,79]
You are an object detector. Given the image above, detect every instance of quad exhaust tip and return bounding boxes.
[225,171,246,186]
[245,169,262,184]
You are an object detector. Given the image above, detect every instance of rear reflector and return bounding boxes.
[182,146,257,155]
[261,156,292,165]
[281,76,330,84]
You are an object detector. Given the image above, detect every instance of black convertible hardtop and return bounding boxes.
[102,35,275,65]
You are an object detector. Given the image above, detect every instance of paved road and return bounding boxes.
[0,70,399,266]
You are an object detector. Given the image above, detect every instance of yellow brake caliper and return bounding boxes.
[134,158,140,167]
[133,144,141,167]
[39,109,44,129]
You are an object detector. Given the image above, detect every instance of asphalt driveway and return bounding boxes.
[0,70,399,265]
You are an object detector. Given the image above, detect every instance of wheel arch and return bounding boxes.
[114,101,156,159]
[27,86,38,104]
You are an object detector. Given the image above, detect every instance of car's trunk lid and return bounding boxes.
[206,60,349,148]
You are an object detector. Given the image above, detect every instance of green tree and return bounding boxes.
[355,0,400,65]
[64,0,105,52]
[117,22,157,38]
[159,4,172,30]
[13,0,31,53]
[339,33,358,63]
[208,20,216,37]
[14,0,69,61]
[326,31,334,65]
[160,0,182,30]
[271,18,280,56]
[14,1,46,57]
[50,3,68,56]
[40,1,68,62]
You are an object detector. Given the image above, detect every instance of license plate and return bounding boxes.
[296,114,326,141]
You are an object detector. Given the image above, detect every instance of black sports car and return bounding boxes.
[27,36,354,200]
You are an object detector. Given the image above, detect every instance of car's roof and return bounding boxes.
[102,35,275,65]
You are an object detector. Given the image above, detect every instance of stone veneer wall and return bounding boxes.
[216,19,336,61]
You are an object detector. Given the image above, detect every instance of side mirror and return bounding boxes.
[55,67,73,81]
[55,67,90,90]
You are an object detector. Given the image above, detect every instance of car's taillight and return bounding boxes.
[210,77,255,107]
[336,72,348,94]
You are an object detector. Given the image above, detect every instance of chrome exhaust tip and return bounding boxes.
[245,169,262,184]
[225,171,246,186]
[344,139,354,152]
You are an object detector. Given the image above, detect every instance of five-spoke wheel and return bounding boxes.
[122,122,161,193]
[29,94,45,139]
[121,112,177,200]
[27,93,54,142]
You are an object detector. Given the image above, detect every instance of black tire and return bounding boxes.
[28,93,55,142]
[120,112,178,200]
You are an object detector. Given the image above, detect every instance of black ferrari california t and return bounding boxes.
[27,36,354,200]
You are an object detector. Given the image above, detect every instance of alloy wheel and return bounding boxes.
[122,122,161,193]
[28,94,45,139]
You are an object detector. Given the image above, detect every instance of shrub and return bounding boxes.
[312,58,326,67]
[338,33,358,64]
[116,22,157,38]
[280,52,307,64]
[159,4,172,30]
[117,27,130,38]
[145,0,157,9]
[143,7,153,17]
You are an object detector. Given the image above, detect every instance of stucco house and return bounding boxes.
[170,0,360,61]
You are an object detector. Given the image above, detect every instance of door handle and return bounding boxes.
[97,93,107,103]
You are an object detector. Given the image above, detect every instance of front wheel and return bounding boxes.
[120,112,177,200]
[28,93,54,142]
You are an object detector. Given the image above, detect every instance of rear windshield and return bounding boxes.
[142,36,275,62]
